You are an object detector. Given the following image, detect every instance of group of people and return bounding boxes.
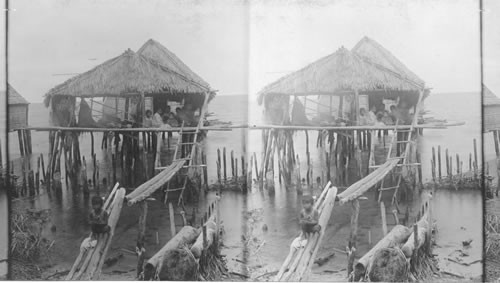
[143,103,197,128]
[359,102,413,127]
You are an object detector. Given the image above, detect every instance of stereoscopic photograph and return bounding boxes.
[0,0,498,282]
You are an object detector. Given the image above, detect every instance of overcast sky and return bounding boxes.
[4,0,489,103]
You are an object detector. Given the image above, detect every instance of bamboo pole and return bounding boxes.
[169,202,176,238]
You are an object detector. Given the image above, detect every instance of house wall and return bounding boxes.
[8,104,28,131]
[484,105,500,132]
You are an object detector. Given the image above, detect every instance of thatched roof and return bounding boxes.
[7,84,29,105]
[352,36,425,88]
[483,85,500,106]
[44,48,212,106]
[137,39,211,90]
[258,46,424,104]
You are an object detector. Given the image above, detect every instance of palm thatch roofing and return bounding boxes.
[138,39,211,89]
[7,84,29,105]
[258,37,426,105]
[352,36,425,89]
[44,46,213,106]
[483,85,500,106]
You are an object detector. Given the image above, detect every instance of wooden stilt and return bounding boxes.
[231,150,235,178]
[437,145,442,179]
[17,130,25,156]
[445,149,449,177]
[26,130,33,154]
[202,151,209,192]
[223,147,227,182]
[380,201,387,236]
[473,138,478,176]
[349,200,360,249]
[138,201,148,243]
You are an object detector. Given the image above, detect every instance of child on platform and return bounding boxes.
[89,196,110,239]
[299,194,321,238]
[291,194,321,250]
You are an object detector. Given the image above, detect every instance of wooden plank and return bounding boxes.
[126,159,186,205]
[19,121,465,133]
[337,159,399,203]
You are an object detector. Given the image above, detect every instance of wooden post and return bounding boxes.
[41,153,46,182]
[305,130,311,186]
[392,209,399,225]
[235,157,239,181]
[223,147,227,182]
[26,130,33,154]
[368,229,372,248]
[231,150,235,178]
[216,195,221,243]
[138,201,148,243]
[17,130,24,156]
[449,156,453,178]
[473,138,478,176]
[437,145,442,179]
[169,202,176,237]
[354,90,360,126]
[217,148,221,184]
[495,131,500,190]
[416,148,423,188]
[202,151,209,192]
[349,200,360,249]
[445,149,449,177]
[253,152,259,181]
[36,156,40,193]
[380,201,387,236]
[413,223,418,256]
[112,153,116,185]
[469,153,472,172]
[202,224,207,248]
[431,147,436,182]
